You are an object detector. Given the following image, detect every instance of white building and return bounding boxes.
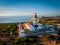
[19,30,26,37]
[18,24,26,37]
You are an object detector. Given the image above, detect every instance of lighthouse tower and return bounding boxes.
[33,12,38,30]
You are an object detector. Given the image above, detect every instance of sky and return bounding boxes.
[0,0,60,16]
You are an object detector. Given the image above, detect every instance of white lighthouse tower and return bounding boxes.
[33,12,38,30]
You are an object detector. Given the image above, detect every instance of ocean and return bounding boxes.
[0,16,32,23]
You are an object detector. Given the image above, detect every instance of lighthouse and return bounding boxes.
[33,12,38,30]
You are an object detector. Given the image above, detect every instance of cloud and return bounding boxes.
[0,6,59,16]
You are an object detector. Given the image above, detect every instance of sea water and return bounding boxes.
[0,16,32,23]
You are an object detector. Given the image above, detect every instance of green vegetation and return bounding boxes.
[38,17,60,25]
[0,23,42,45]
[0,38,42,45]
[0,23,18,38]
[13,38,41,45]
[44,34,55,40]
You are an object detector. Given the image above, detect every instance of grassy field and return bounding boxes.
[0,23,18,38]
